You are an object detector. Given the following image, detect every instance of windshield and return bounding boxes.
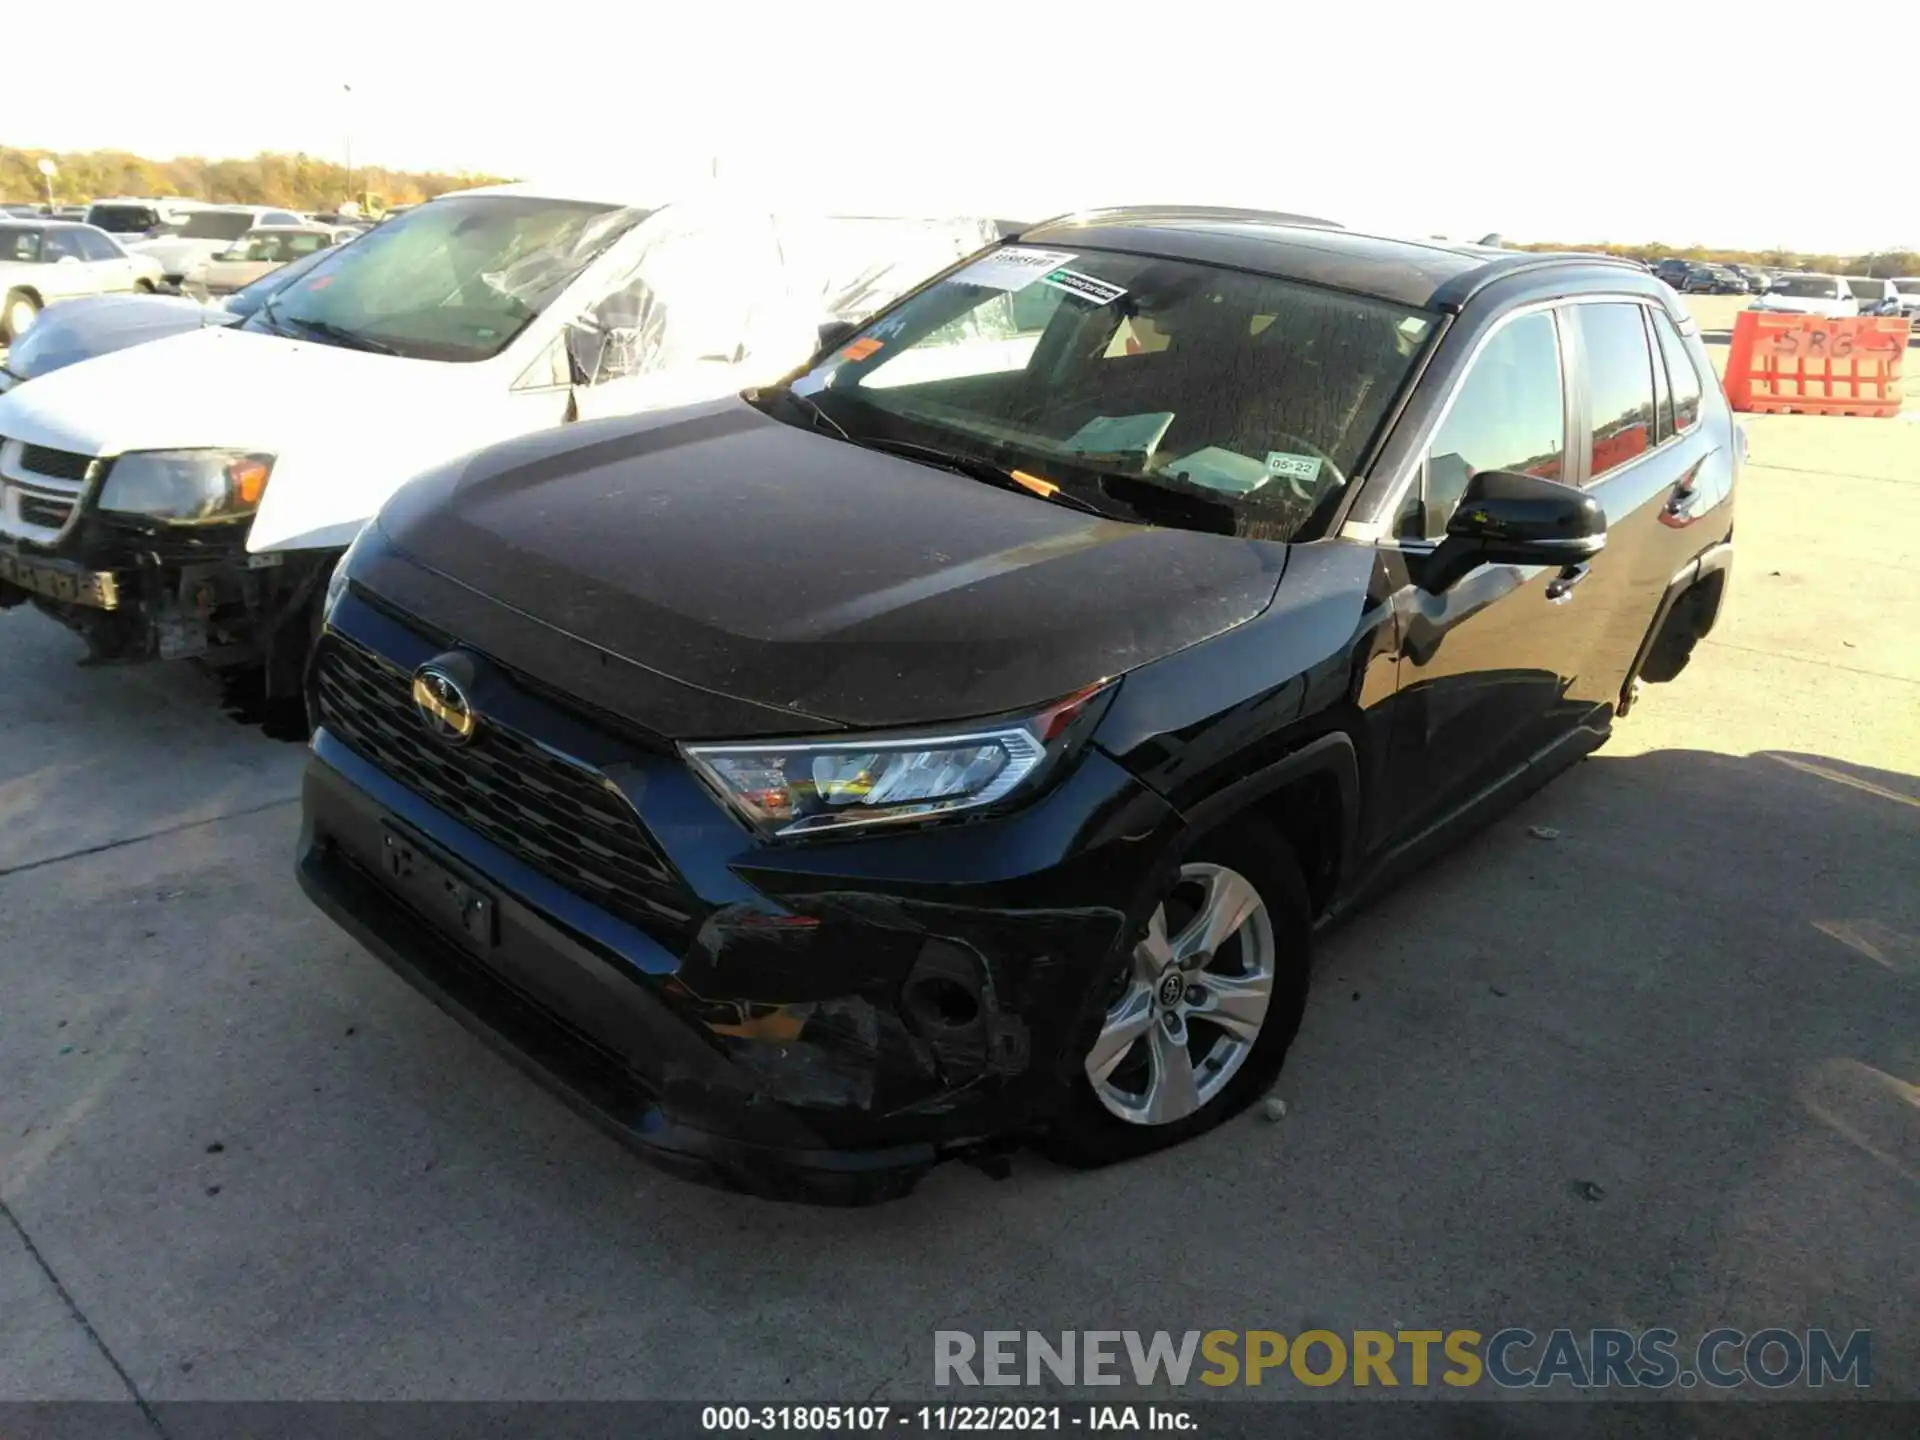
[85,204,160,234]
[180,211,256,241]
[243,196,647,362]
[1895,279,1920,296]
[769,245,1435,541]
[1842,278,1883,297]
[1772,275,1839,298]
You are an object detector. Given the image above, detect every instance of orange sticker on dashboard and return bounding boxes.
[839,337,884,362]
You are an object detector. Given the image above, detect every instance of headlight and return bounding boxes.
[683,684,1113,838]
[97,449,274,524]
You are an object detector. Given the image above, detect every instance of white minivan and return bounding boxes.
[0,183,1004,702]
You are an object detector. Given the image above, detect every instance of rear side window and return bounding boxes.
[1652,310,1703,433]
[1412,310,1565,538]
[1573,303,1656,481]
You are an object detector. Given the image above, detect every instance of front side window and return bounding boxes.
[0,228,44,263]
[775,245,1436,542]
[73,229,121,262]
[1574,304,1656,481]
[245,196,647,362]
[1652,311,1703,433]
[1413,310,1565,538]
[41,230,80,263]
[567,211,782,385]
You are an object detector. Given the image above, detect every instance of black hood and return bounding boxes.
[375,398,1288,734]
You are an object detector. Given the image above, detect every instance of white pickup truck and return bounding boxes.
[0,183,1004,702]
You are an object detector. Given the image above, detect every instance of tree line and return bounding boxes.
[1515,239,1920,277]
[0,146,505,214]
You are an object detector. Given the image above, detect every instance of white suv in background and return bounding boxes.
[130,205,307,291]
[1887,278,1920,323]
[1749,274,1866,319]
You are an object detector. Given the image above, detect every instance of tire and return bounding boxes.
[134,279,155,294]
[1043,819,1312,1167]
[3,290,39,343]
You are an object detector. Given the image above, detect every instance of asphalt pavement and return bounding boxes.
[1,299,1915,1415]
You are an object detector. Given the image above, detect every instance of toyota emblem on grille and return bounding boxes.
[411,661,478,745]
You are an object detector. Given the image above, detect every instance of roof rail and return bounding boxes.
[1030,204,1344,232]
[1430,250,1653,309]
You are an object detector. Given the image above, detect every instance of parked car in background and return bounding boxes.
[0,183,1008,709]
[296,212,1736,1201]
[180,224,345,301]
[130,205,307,291]
[0,245,340,394]
[1889,278,1920,322]
[1727,264,1769,293]
[1749,273,1865,319]
[1,221,166,341]
[82,198,201,238]
[1681,263,1747,295]
[1652,258,1691,289]
[1839,277,1899,316]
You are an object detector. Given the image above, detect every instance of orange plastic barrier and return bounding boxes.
[1722,311,1907,417]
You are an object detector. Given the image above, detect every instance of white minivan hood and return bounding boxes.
[0,325,515,552]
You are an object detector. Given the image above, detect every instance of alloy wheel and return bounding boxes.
[1085,861,1276,1125]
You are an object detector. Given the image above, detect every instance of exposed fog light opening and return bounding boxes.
[905,975,982,1030]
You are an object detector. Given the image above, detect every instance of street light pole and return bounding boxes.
[36,157,57,210]
[343,83,354,208]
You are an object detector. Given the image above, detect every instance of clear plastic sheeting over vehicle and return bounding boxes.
[558,198,1004,390]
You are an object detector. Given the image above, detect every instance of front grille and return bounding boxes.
[18,495,71,529]
[19,445,94,482]
[312,633,695,939]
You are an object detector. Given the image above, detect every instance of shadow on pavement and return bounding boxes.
[0,741,1912,1401]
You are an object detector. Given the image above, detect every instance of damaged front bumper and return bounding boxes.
[296,605,1183,1204]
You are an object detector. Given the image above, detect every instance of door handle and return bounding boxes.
[1545,563,1590,603]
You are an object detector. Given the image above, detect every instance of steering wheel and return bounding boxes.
[1261,432,1346,504]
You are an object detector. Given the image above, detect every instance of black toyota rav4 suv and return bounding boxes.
[298,208,1736,1203]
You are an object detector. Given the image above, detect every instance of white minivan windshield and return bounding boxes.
[246,196,649,362]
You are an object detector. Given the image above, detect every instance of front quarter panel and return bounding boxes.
[1094,541,1395,851]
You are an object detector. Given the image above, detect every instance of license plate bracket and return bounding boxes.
[0,549,119,609]
[379,823,498,950]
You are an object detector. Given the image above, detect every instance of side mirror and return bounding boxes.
[1422,469,1607,594]
[816,319,859,355]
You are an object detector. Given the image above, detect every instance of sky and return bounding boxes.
[9,1,1913,254]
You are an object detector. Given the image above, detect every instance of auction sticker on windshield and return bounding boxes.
[1042,268,1128,307]
[953,247,1079,292]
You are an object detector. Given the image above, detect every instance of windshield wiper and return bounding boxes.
[848,435,1122,521]
[270,312,399,356]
